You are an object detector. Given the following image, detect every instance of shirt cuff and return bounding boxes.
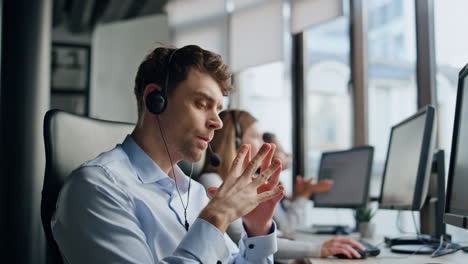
[176,218,231,263]
[238,221,278,260]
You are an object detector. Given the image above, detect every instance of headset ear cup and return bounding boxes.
[146,91,167,114]
[230,110,242,150]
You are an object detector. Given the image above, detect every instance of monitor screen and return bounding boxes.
[379,106,435,210]
[445,65,468,229]
[313,146,374,208]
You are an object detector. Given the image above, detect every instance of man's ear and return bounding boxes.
[143,83,163,108]
[143,83,162,99]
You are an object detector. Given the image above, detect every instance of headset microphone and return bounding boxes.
[207,142,221,167]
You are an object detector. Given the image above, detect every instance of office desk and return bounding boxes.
[289,232,467,264]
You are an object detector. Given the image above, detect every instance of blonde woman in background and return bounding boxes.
[262,131,334,236]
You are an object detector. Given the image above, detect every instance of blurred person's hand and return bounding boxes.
[320,236,365,258]
[293,176,334,199]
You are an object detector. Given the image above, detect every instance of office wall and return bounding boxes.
[1,1,51,263]
[90,15,170,123]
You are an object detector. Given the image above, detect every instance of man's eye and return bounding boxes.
[196,101,207,108]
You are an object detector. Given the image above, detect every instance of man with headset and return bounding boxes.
[51,45,285,263]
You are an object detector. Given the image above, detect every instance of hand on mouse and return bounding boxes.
[320,236,365,258]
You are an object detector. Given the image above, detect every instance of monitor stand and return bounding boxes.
[385,234,439,254]
[386,150,459,254]
[311,224,353,235]
[385,234,462,255]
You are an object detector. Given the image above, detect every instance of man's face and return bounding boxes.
[158,69,224,162]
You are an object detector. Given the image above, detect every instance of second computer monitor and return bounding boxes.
[445,63,468,229]
[313,146,374,208]
[379,105,436,211]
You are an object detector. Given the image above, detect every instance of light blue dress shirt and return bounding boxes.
[51,135,277,263]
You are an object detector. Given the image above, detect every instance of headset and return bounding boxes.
[230,110,242,149]
[144,48,220,231]
[145,49,176,115]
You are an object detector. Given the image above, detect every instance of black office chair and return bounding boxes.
[41,110,134,264]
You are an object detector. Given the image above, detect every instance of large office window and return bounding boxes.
[434,0,467,171]
[301,2,354,228]
[367,0,417,194]
[237,62,293,194]
[366,0,418,236]
[303,6,352,182]
[434,0,468,241]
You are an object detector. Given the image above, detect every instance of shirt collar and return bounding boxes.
[121,135,189,192]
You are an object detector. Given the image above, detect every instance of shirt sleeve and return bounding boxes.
[52,166,156,263]
[166,218,277,264]
[232,221,277,264]
[275,238,322,259]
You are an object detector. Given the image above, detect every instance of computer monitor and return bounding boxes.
[313,146,374,208]
[378,105,446,254]
[379,105,436,211]
[445,63,468,230]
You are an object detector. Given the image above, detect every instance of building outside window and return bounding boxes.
[237,62,293,194]
[367,0,418,236]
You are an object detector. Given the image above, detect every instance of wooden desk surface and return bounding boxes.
[290,232,467,264]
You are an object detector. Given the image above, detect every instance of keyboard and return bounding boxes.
[334,239,380,259]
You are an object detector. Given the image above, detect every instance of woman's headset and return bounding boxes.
[230,110,242,149]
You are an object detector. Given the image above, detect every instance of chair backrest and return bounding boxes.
[41,110,134,264]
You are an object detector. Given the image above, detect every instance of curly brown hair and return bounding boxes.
[134,45,232,117]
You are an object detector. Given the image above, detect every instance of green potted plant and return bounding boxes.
[355,207,376,238]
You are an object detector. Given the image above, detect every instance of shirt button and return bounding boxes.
[248,244,255,249]
[216,261,222,264]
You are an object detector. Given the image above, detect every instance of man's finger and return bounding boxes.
[256,165,281,193]
[260,143,276,174]
[228,144,250,179]
[241,144,271,179]
[257,185,284,203]
[243,144,251,170]
[252,159,281,188]
[206,187,218,199]
[269,185,285,205]
[264,161,282,189]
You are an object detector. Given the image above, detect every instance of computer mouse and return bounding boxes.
[334,248,367,259]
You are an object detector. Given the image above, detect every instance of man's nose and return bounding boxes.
[208,114,223,130]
